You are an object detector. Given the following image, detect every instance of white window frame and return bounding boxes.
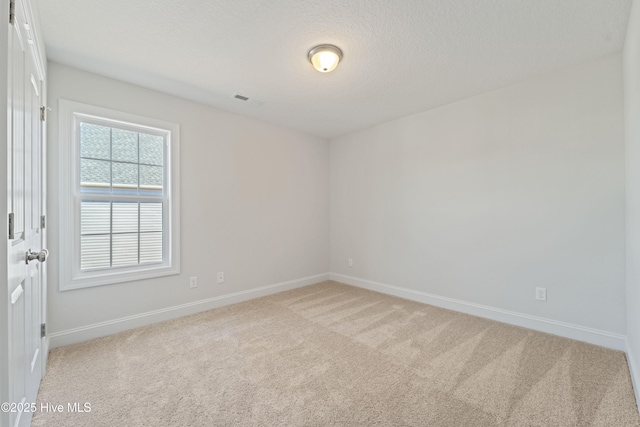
[58,99,180,291]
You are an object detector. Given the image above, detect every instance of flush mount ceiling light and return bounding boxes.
[308,44,343,73]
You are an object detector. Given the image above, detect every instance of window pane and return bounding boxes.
[112,202,138,234]
[140,165,163,189]
[140,232,163,264]
[81,201,110,235]
[112,233,138,267]
[81,234,110,270]
[140,203,162,232]
[80,123,110,160]
[112,128,138,163]
[80,158,111,189]
[112,162,138,190]
[140,134,163,166]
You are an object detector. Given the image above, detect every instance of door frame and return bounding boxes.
[1,1,47,426]
[1,1,11,423]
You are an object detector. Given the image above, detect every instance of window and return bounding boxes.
[59,100,180,290]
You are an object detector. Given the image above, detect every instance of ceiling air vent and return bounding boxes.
[232,93,265,106]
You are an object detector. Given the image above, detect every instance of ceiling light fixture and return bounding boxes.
[308,44,343,73]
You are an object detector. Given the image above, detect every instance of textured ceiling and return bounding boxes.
[34,0,632,139]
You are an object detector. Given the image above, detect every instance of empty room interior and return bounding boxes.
[5,0,640,426]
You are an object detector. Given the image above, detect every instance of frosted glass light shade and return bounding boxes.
[308,44,343,73]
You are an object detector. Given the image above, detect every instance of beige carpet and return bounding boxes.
[33,281,640,426]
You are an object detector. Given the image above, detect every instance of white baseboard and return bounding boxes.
[331,273,626,351]
[626,339,640,411]
[49,273,330,348]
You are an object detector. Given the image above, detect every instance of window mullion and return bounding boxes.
[138,202,141,265]
[109,128,113,268]
[109,201,113,268]
[79,194,164,203]
[137,133,141,265]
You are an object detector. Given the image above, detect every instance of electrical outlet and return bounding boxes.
[217,272,224,284]
[348,258,353,267]
[189,277,198,288]
[535,287,547,302]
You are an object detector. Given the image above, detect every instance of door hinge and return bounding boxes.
[41,215,45,229]
[8,213,14,239]
[41,323,46,338]
[9,0,15,25]
[40,106,46,122]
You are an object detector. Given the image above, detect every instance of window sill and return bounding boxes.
[60,264,180,291]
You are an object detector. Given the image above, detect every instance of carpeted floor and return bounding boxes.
[33,281,640,426]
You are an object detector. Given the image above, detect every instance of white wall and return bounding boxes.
[49,52,629,352]
[47,62,330,342]
[330,54,626,336]
[625,0,640,405]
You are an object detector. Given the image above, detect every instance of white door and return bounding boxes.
[7,1,47,426]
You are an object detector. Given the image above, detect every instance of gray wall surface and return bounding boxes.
[47,62,330,334]
[330,54,626,334]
